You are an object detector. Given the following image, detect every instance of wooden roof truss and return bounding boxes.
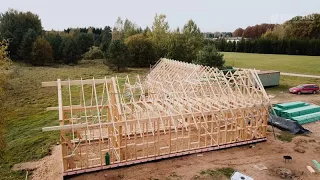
[42,58,270,175]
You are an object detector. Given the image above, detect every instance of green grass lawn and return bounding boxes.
[0,60,148,180]
[223,52,320,75]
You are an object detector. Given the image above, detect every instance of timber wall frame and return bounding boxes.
[42,58,271,176]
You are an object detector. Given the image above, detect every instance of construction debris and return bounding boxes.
[306,166,315,173]
[41,58,271,176]
[253,163,268,170]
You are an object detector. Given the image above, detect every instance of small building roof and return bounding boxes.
[257,70,280,74]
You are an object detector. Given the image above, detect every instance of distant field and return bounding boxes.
[223,52,320,75]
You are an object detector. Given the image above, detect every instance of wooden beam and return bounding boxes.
[42,78,111,87]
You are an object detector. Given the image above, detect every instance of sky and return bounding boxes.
[1,0,319,32]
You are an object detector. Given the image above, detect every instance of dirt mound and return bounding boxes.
[275,167,292,179]
[275,167,302,180]
[292,136,317,153]
[293,146,305,153]
[292,137,316,144]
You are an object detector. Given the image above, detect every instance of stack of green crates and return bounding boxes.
[271,101,320,125]
[292,112,320,124]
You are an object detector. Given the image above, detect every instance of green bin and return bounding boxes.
[105,152,110,165]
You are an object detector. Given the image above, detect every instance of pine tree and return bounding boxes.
[18,29,37,62]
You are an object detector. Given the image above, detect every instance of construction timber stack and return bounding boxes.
[42,58,271,176]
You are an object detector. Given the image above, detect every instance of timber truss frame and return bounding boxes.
[42,58,270,176]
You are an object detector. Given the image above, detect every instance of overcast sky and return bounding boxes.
[1,0,319,32]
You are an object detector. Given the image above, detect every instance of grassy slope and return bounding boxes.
[223,52,320,75]
[0,60,148,180]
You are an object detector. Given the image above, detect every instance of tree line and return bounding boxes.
[232,14,320,40]
[0,9,225,70]
[232,24,276,38]
[214,38,320,56]
[219,13,320,55]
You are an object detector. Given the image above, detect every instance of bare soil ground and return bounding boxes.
[67,131,320,180]
[14,92,320,180]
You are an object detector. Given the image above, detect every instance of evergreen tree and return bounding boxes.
[76,33,94,55]
[107,40,128,71]
[60,36,80,64]
[18,29,37,62]
[45,32,62,62]
[100,26,112,57]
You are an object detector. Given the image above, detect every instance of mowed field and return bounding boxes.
[223,52,320,75]
[224,52,320,92]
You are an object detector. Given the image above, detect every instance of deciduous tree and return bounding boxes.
[194,44,225,68]
[182,19,204,62]
[151,14,170,60]
[112,17,124,40]
[166,33,190,61]
[0,9,42,59]
[31,37,53,66]
[123,19,142,39]
[125,34,154,67]
[232,28,244,37]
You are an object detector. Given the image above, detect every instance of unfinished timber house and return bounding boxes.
[42,58,271,176]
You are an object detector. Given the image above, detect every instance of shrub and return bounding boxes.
[0,40,11,69]
[194,44,225,68]
[31,36,53,66]
[0,39,11,160]
[83,46,104,60]
[106,40,128,71]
